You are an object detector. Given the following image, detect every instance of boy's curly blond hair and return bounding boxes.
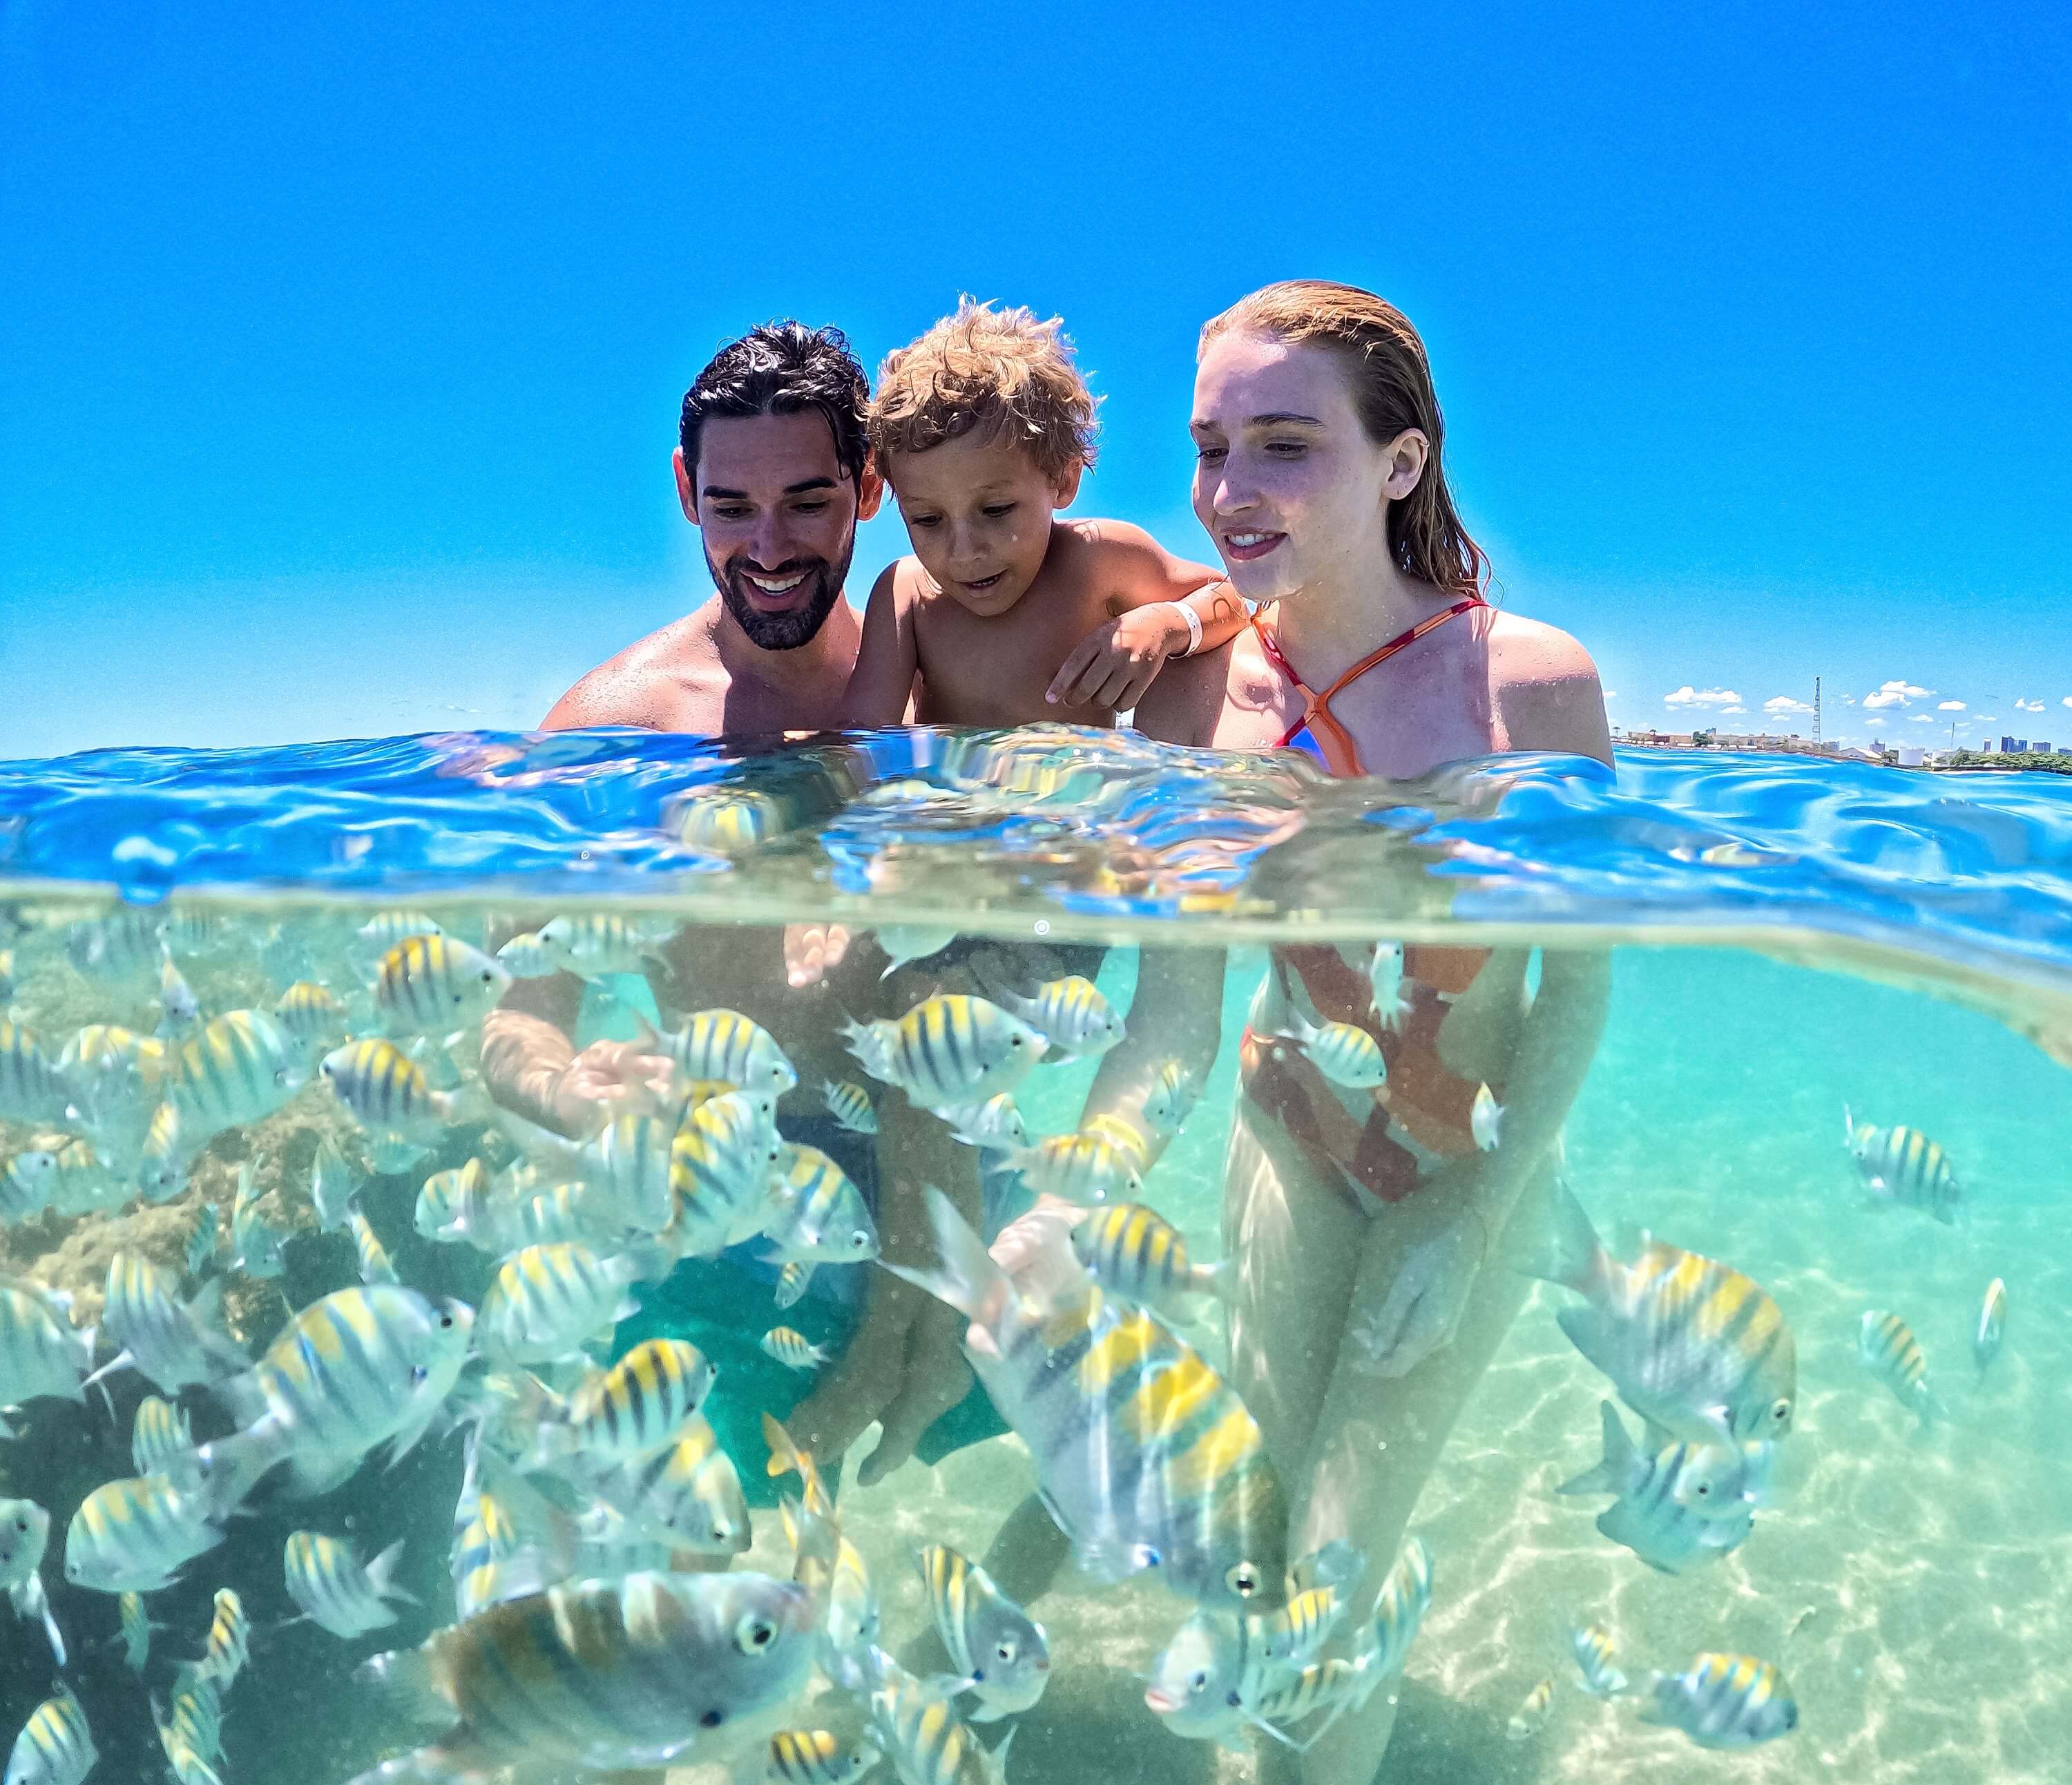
[870,298,1100,484]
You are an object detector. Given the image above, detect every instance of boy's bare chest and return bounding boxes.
[913,592,1117,727]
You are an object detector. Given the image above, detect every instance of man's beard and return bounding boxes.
[709,540,851,652]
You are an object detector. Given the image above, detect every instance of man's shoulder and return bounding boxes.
[541,609,720,732]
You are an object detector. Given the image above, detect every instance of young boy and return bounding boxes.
[838,298,1245,728]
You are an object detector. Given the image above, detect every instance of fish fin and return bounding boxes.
[1517,1176,1609,1296]
[1631,1673,1672,1725]
[984,1724,1018,1785]
[1289,1537,1363,1596]
[283,1451,363,1499]
[876,1186,1013,1334]
[366,1538,416,1605]
[79,1346,137,1393]
[1841,1103,1854,1146]
[1556,1400,1636,1498]
[192,1421,289,1516]
[1196,1256,1240,1306]
[1552,1306,1624,1384]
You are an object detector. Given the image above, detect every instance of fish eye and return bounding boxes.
[700,1709,725,1729]
[1189,1670,1208,1692]
[850,1230,871,1250]
[410,1366,429,1386]
[1694,1480,1711,1497]
[440,1313,457,1329]
[1226,1562,1264,1598]
[12,1518,25,1532]
[997,1639,1017,1663]
[734,1613,777,1653]
[1770,1398,1792,1426]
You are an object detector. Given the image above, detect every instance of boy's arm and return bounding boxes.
[1046,521,1245,709]
[835,562,922,729]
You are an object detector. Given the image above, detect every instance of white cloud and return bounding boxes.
[1719,706,1747,716]
[1840,694,1859,706]
[2015,698,2044,713]
[2062,696,2072,709]
[1765,696,1815,716]
[1937,700,1966,711]
[1909,714,1934,723]
[1979,714,1998,723]
[1664,686,1742,709]
[1863,680,1933,710]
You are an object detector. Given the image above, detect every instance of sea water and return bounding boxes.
[0,725,2068,1784]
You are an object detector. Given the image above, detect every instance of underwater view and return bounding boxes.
[0,725,2068,1785]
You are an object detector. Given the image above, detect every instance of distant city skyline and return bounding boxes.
[5,4,2066,762]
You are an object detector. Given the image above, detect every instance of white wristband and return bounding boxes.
[1169,600,1203,658]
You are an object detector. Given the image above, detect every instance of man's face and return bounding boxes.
[677,410,883,651]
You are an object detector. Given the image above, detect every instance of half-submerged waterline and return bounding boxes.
[0,727,2066,1783]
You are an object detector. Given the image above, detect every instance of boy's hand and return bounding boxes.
[1046,606,1188,710]
[783,923,852,989]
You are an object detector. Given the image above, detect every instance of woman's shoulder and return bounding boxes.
[1133,638,1246,747]
[1481,610,1612,763]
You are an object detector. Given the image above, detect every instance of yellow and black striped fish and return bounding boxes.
[993,975,1126,1060]
[843,995,1047,1111]
[866,1650,1015,1785]
[1843,1107,1962,1226]
[345,1196,400,1287]
[273,980,347,1056]
[0,1021,74,1127]
[197,1586,249,1688]
[1003,1132,1144,1205]
[765,1144,878,1265]
[917,1543,1051,1720]
[62,1472,225,1593]
[170,1010,309,1140]
[374,933,511,1033]
[591,1416,749,1556]
[283,1529,411,1638]
[358,1569,818,1777]
[1507,1677,1554,1740]
[4,1686,97,1785]
[192,1286,474,1511]
[1527,1180,1796,1447]
[478,1241,658,1365]
[1569,1619,1628,1697]
[1859,1309,1947,1430]
[821,1080,877,1136]
[667,1091,785,1256]
[533,1337,715,1466]
[131,1395,194,1478]
[318,1038,457,1138]
[1071,1203,1232,1322]
[1638,1652,1797,1749]
[767,1728,883,1785]
[890,1189,1287,1612]
[1975,1277,2008,1382]
[642,1006,798,1096]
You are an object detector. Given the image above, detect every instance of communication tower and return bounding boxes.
[1814,676,1821,747]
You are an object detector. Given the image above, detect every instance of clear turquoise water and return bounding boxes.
[0,729,2068,1784]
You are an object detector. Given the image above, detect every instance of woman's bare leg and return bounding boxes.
[1284,1156,1553,1785]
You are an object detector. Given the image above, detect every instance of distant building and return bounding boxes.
[2003,736,2019,753]
[2035,741,2053,755]
[1894,746,1925,768]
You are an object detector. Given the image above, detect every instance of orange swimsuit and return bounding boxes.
[1238,595,1494,1205]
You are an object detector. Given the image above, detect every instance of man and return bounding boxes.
[481,321,977,1491]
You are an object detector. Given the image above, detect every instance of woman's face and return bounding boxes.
[1190,332,1419,605]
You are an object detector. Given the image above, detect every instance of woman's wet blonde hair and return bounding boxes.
[1200,280,1488,597]
[871,297,1100,484]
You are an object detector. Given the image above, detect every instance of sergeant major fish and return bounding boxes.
[189,1286,474,1512]
[1859,1310,1948,1431]
[63,1473,225,1593]
[88,1254,243,1397]
[3,1686,95,1785]
[990,975,1126,1060]
[1524,1179,1796,1447]
[1072,1204,1234,1325]
[373,932,511,1034]
[917,1542,1051,1721]
[1975,1277,2008,1383]
[131,1395,195,1477]
[1556,1400,1758,1576]
[889,1188,1287,1612]
[345,1569,818,1782]
[0,1280,97,1431]
[1842,1107,1962,1225]
[229,1161,289,1279]
[1638,1652,1797,1749]
[283,1530,414,1639]
[843,995,1046,1112]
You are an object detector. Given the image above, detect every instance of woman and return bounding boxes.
[995,280,1612,1785]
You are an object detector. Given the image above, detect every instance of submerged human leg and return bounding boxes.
[1287,1161,1554,1785]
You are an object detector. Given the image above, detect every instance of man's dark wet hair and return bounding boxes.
[679,321,871,490]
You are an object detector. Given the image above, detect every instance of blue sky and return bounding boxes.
[3,2,2068,760]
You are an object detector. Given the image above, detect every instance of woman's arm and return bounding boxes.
[835,562,922,729]
[1076,943,1225,1163]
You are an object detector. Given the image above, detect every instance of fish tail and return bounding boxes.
[1519,1176,1609,1297]
[1195,1255,1240,1307]
[366,1538,416,1606]
[878,1186,1013,1335]
[1556,1400,1636,1498]
[192,1420,289,1516]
